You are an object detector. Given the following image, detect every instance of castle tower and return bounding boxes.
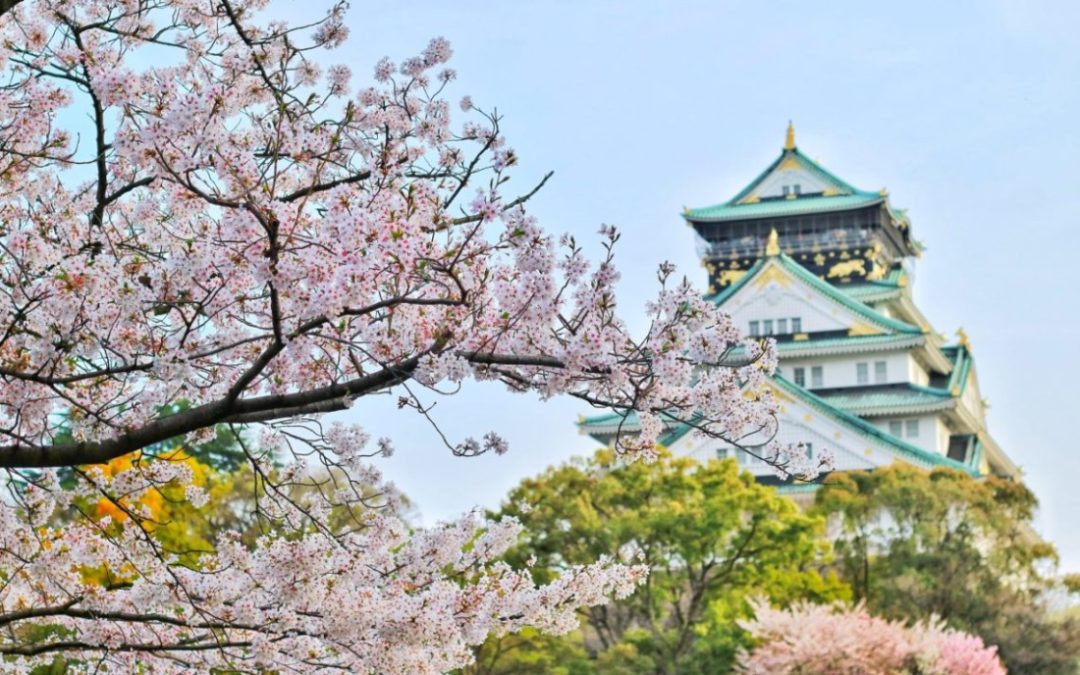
[687,122,919,294]
[580,126,1019,494]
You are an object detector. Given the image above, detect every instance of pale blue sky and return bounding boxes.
[295,1,1080,571]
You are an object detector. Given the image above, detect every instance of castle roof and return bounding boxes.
[577,372,978,476]
[709,249,924,336]
[813,344,973,418]
[837,267,908,303]
[683,123,900,224]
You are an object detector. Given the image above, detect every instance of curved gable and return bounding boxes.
[717,255,921,337]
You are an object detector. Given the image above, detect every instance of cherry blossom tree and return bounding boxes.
[736,600,1006,675]
[0,0,798,671]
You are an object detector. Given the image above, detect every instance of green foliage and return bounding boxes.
[146,403,249,472]
[49,403,249,494]
[461,628,594,675]
[471,449,847,674]
[813,464,1080,674]
[19,625,76,674]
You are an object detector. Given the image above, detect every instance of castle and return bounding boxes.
[579,124,1019,498]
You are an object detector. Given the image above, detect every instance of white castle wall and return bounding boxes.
[778,352,914,389]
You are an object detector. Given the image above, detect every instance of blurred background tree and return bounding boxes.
[813,465,1080,674]
[465,450,847,674]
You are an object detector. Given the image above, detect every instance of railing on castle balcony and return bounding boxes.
[697,227,879,262]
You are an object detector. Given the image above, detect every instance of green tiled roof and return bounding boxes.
[721,333,925,362]
[972,437,986,469]
[840,285,902,303]
[809,343,977,415]
[775,482,823,495]
[685,192,884,222]
[579,409,638,431]
[942,345,974,394]
[577,374,976,475]
[684,146,885,223]
[731,146,858,203]
[709,252,923,336]
[775,334,923,356]
[771,375,977,475]
[578,410,693,447]
[838,267,907,303]
[816,383,954,416]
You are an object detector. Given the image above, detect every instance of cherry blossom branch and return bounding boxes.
[0,2,784,669]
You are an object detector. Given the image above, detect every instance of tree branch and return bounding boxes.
[0,357,420,467]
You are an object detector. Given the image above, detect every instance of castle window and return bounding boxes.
[794,184,802,196]
[856,362,869,385]
[791,317,802,333]
[782,185,791,196]
[874,361,888,384]
[888,419,922,439]
[947,437,969,462]
[804,443,813,460]
[905,419,920,438]
[749,321,760,337]
[763,319,774,335]
[738,449,759,464]
[811,366,824,388]
[777,318,788,334]
[794,367,806,387]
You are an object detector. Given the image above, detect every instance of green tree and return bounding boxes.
[470,450,847,674]
[465,628,595,675]
[814,465,1080,674]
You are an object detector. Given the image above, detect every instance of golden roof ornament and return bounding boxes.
[956,327,971,349]
[784,120,796,151]
[765,227,781,257]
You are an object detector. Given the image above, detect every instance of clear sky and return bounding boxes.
[284,1,1080,571]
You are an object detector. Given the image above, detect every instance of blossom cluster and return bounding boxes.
[0,0,778,468]
[1,456,645,673]
[0,0,783,670]
[736,599,1006,675]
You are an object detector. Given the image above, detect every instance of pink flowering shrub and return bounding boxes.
[737,600,1006,675]
[925,631,1010,675]
[0,0,806,671]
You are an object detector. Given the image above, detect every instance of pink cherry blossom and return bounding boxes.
[0,0,788,671]
[737,599,1005,675]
